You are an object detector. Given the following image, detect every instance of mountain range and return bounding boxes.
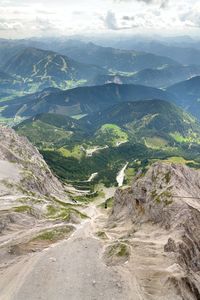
[166,76,200,120]
[2,36,200,300]
[2,39,200,99]
[16,99,200,147]
[15,99,200,186]
[0,83,174,119]
[59,41,179,72]
[111,39,200,66]
[3,47,105,91]
[2,37,200,185]
[92,65,200,88]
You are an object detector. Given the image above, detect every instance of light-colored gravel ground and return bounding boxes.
[0,216,132,300]
[0,184,183,300]
[0,160,20,181]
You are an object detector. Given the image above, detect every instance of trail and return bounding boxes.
[0,187,132,300]
[0,186,181,300]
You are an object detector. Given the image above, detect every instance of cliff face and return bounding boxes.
[0,125,76,254]
[110,162,200,300]
[0,125,66,198]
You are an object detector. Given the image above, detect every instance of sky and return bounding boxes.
[0,0,200,38]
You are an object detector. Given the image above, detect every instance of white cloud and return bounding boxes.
[104,11,118,30]
[0,0,199,38]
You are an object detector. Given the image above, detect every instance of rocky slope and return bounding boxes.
[0,125,66,197]
[0,125,85,269]
[110,162,200,299]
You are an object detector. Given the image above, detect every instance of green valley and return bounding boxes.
[15,99,200,187]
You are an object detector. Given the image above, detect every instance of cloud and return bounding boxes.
[159,0,169,9]
[103,11,139,30]
[115,0,169,8]
[36,9,56,15]
[0,23,11,31]
[139,0,168,5]
[0,20,23,31]
[34,17,59,32]
[104,11,118,30]
[103,11,140,30]
[122,16,135,21]
[180,10,200,28]
[0,0,29,7]
[0,0,199,38]
[73,11,85,15]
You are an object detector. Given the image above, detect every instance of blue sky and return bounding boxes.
[0,0,199,38]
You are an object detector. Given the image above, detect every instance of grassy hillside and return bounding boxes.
[84,100,200,146]
[15,113,85,148]
[15,100,200,187]
[94,124,128,147]
[0,47,105,96]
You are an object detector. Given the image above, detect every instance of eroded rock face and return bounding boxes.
[0,125,72,246]
[0,125,66,198]
[110,162,200,299]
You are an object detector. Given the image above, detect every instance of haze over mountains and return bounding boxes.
[127,40,200,66]
[1,37,200,175]
[2,36,200,185]
[58,42,179,71]
[166,76,200,119]
[1,37,200,100]
[92,65,200,88]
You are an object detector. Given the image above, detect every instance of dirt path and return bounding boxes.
[0,187,133,300]
[0,186,182,300]
[3,224,131,300]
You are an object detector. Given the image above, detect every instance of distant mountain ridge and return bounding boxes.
[0,39,196,98]
[14,98,200,186]
[122,40,200,66]
[1,83,175,119]
[166,76,200,120]
[16,99,200,150]
[92,65,200,88]
[3,47,105,88]
[60,41,180,72]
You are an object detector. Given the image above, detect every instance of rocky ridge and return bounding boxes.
[110,162,200,300]
[0,125,84,268]
[0,125,66,197]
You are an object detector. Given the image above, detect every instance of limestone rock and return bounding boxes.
[110,162,200,299]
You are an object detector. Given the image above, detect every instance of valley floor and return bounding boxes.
[0,187,182,300]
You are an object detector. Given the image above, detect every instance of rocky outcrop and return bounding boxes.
[0,125,66,197]
[110,162,200,300]
[0,125,77,256]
